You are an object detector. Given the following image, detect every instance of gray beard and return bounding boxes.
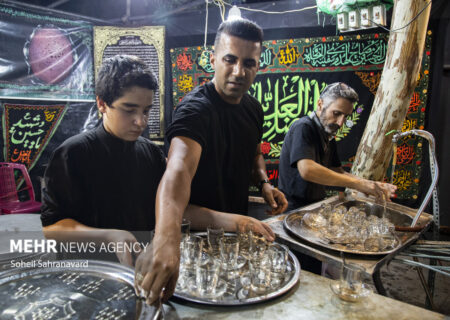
[324,124,340,135]
[319,113,340,136]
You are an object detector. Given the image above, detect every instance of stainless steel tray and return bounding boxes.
[284,199,411,255]
[0,260,146,319]
[173,234,301,306]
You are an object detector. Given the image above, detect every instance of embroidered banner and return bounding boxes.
[3,103,67,170]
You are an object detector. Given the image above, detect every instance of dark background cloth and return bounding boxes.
[41,124,166,231]
[166,81,263,214]
[278,115,341,210]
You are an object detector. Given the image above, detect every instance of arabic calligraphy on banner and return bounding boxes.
[170,32,431,200]
[277,43,300,66]
[392,169,413,192]
[259,46,275,70]
[396,143,415,165]
[3,104,66,169]
[249,75,324,143]
[302,39,387,67]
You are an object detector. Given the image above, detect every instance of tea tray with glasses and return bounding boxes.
[173,232,301,306]
[284,200,405,255]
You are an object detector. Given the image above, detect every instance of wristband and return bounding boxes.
[259,179,270,190]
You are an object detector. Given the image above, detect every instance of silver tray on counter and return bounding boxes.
[283,199,409,255]
[173,235,301,306]
[0,260,147,320]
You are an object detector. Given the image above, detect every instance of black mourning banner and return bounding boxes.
[3,104,66,170]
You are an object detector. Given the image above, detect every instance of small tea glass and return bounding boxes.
[267,243,289,287]
[207,226,224,260]
[318,203,333,219]
[330,262,371,302]
[176,266,195,292]
[237,271,252,299]
[219,236,240,271]
[249,255,272,294]
[237,223,253,261]
[249,235,268,261]
[181,235,203,268]
[195,259,225,298]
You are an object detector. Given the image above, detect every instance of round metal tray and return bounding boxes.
[0,260,143,319]
[173,235,301,306]
[283,202,401,255]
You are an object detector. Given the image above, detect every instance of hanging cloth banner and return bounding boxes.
[0,5,95,102]
[2,103,67,170]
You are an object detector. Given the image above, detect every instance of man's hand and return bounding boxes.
[105,230,141,268]
[134,233,180,305]
[234,216,275,242]
[261,183,288,215]
[356,180,397,201]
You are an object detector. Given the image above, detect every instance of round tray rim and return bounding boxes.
[283,210,401,256]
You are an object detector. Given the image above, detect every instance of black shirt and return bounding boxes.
[166,81,263,214]
[41,124,166,231]
[278,113,341,210]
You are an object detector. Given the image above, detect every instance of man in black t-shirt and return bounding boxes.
[135,19,288,305]
[279,82,397,211]
[165,81,265,214]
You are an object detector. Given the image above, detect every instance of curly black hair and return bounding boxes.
[95,55,157,105]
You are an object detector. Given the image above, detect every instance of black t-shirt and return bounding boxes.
[41,124,166,231]
[166,81,263,214]
[278,113,341,210]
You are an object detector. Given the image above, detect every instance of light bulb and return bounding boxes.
[227,5,241,21]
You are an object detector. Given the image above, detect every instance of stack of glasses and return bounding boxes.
[176,225,294,300]
[302,204,398,252]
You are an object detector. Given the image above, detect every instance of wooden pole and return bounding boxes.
[351,0,432,180]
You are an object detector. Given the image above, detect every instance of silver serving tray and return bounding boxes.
[0,260,148,319]
[173,234,301,306]
[283,199,406,255]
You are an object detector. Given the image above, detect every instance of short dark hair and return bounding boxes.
[95,55,158,105]
[320,82,359,109]
[214,18,263,49]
